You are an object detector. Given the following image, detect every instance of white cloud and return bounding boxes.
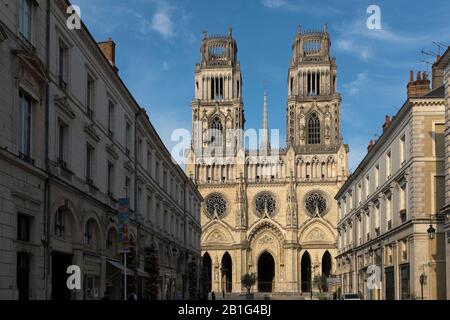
[261,0,287,9]
[335,39,372,61]
[343,72,368,96]
[151,9,175,38]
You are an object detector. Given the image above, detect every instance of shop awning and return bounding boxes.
[107,259,134,276]
[137,269,149,278]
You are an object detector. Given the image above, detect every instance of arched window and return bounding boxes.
[308,113,320,144]
[84,219,94,246]
[210,117,223,146]
[54,208,66,239]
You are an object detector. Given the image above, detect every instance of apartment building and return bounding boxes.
[0,0,202,300]
[335,69,447,300]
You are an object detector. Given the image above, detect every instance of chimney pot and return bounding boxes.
[98,38,116,68]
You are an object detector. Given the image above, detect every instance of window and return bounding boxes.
[163,171,168,190]
[399,181,407,223]
[86,74,95,117]
[84,220,93,246]
[58,42,68,88]
[147,150,152,175]
[19,0,32,42]
[16,252,30,301]
[147,196,152,222]
[374,203,380,236]
[365,212,371,241]
[137,137,143,163]
[18,90,33,159]
[365,175,370,199]
[107,162,114,196]
[155,161,160,184]
[86,144,94,183]
[237,80,240,98]
[125,122,131,155]
[308,113,320,144]
[108,101,115,136]
[386,151,392,178]
[210,117,223,146]
[400,134,406,164]
[58,122,68,166]
[375,165,380,189]
[125,176,131,197]
[54,208,65,239]
[357,184,362,204]
[386,193,392,230]
[106,229,114,251]
[17,214,30,242]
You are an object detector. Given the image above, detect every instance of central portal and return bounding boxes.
[257,252,275,292]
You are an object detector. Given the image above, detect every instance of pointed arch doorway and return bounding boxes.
[221,252,232,293]
[257,252,275,292]
[301,251,312,293]
[203,253,212,293]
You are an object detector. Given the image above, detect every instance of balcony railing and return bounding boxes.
[18,152,35,165]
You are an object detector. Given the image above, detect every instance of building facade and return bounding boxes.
[438,47,450,299]
[186,27,349,294]
[335,70,447,300]
[0,0,202,300]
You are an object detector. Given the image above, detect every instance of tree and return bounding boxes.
[144,246,160,300]
[187,259,198,300]
[200,265,210,300]
[313,274,328,293]
[241,273,257,294]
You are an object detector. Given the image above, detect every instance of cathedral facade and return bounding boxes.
[186,26,349,294]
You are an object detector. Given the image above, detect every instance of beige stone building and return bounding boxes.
[335,68,447,300]
[186,26,349,294]
[0,0,49,300]
[0,0,202,300]
[437,47,450,299]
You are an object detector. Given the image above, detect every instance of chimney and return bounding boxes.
[367,140,374,153]
[407,70,430,98]
[98,37,116,68]
[382,115,391,133]
[432,54,444,90]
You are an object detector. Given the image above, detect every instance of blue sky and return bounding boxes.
[74,0,450,171]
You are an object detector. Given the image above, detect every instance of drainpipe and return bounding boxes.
[43,0,51,300]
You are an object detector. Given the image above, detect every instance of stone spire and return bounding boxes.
[260,92,270,150]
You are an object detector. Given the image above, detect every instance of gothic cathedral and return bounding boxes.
[186,26,349,294]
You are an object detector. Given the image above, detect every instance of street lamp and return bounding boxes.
[427,224,436,240]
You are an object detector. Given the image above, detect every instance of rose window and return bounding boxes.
[255,193,277,216]
[305,192,327,216]
[205,194,227,217]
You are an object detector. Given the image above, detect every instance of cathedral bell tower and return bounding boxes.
[187,29,245,183]
[286,25,342,150]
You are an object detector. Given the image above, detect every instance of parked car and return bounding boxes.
[341,293,361,300]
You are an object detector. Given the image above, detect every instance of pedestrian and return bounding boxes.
[332,292,337,300]
[222,290,225,299]
[211,291,216,300]
[128,292,137,300]
[101,291,109,300]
